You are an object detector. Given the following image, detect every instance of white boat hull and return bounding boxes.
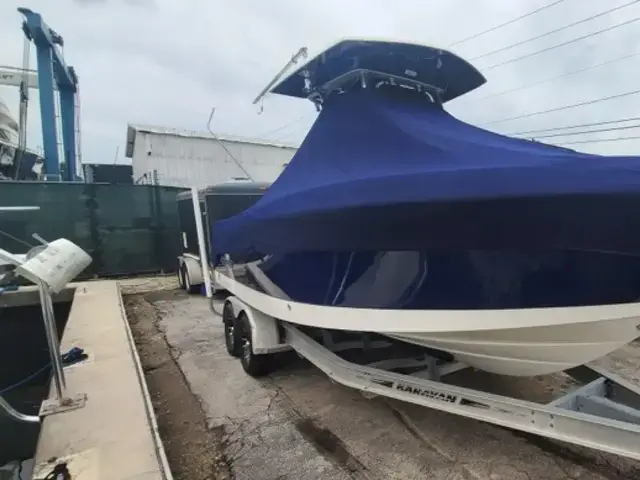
[387,313,640,376]
[215,268,640,377]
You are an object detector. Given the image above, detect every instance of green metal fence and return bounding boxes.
[0,182,185,277]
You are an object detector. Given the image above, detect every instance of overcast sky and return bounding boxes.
[1,0,639,164]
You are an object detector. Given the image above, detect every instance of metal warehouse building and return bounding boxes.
[125,124,298,188]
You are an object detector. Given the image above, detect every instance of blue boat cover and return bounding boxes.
[214,86,640,257]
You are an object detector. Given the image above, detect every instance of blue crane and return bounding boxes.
[18,7,79,181]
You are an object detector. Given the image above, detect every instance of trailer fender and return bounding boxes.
[226,296,291,354]
[181,254,204,286]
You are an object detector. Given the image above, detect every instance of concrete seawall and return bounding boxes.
[32,280,171,480]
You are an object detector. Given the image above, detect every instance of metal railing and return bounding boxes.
[0,219,91,423]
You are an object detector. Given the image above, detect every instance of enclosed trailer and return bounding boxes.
[176,180,269,293]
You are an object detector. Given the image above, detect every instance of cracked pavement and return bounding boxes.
[151,291,640,480]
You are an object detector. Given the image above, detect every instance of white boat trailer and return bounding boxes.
[186,185,640,461]
[216,284,640,461]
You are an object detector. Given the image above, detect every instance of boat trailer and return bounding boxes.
[217,286,640,461]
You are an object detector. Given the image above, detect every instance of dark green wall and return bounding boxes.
[0,182,185,277]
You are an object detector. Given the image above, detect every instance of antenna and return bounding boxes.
[206,108,255,182]
[252,47,308,107]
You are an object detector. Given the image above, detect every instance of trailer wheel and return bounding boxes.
[177,262,185,289]
[238,312,271,377]
[183,265,200,294]
[223,301,241,357]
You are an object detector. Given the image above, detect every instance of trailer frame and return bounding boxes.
[218,286,640,461]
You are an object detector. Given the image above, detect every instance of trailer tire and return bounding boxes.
[238,312,271,377]
[177,262,185,289]
[223,301,241,357]
[183,265,200,294]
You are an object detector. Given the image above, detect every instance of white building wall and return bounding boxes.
[130,129,297,188]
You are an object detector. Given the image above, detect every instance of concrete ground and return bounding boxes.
[132,288,640,480]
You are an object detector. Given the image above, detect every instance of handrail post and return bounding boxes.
[37,280,66,399]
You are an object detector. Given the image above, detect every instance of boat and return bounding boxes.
[211,39,640,377]
[0,97,18,174]
[0,96,41,180]
[0,98,18,140]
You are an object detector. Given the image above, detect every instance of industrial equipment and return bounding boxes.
[16,8,81,181]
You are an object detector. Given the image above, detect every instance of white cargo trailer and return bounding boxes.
[175,181,269,294]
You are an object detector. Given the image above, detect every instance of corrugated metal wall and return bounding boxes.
[131,130,297,188]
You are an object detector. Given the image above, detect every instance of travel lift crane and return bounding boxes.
[16,7,80,181]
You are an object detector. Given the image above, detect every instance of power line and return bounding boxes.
[526,123,640,139]
[483,15,640,71]
[556,135,640,145]
[471,0,640,61]
[273,126,309,142]
[505,116,640,136]
[448,0,568,47]
[206,108,255,181]
[464,51,639,104]
[481,88,640,126]
[258,114,312,138]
